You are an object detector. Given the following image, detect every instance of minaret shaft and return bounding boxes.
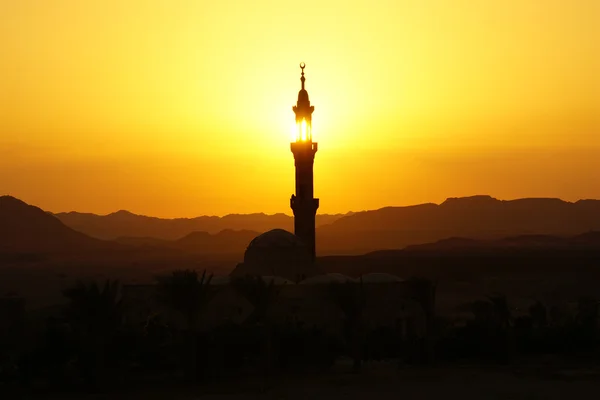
[290,141,319,261]
[290,63,319,262]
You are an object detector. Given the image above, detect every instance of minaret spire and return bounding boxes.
[292,62,315,142]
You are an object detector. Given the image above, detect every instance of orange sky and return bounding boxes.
[1,0,599,217]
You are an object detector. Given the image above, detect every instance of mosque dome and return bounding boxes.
[230,229,320,282]
[246,229,305,250]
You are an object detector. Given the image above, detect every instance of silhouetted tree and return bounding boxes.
[329,279,366,372]
[407,277,437,365]
[575,296,598,349]
[488,293,514,362]
[576,297,598,327]
[62,280,123,388]
[137,313,175,372]
[231,276,281,387]
[231,276,280,325]
[487,294,512,329]
[155,269,214,380]
[529,301,548,329]
[466,294,513,363]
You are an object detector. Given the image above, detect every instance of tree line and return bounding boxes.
[0,269,599,394]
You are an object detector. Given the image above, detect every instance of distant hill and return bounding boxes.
[315,196,600,254]
[115,229,259,256]
[0,196,261,265]
[0,196,119,253]
[11,195,600,257]
[318,231,600,282]
[55,210,348,240]
[403,232,600,252]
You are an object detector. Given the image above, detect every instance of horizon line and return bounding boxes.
[3,194,598,220]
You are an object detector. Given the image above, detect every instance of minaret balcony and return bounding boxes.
[291,141,318,153]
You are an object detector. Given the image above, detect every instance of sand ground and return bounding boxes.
[10,361,600,400]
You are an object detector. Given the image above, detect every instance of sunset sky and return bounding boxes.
[1,0,599,217]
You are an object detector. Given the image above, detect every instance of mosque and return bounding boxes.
[123,65,435,356]
[231,62,321,283]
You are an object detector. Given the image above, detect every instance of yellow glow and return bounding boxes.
[0,0,599,217]
[292,119,312,142]
[301,120,308,141]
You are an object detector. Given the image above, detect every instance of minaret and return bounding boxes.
[290,62,319,262]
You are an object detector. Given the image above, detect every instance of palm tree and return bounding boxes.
[575,296,598,347]
[529,301,548,329]
[477,293,513,363]
[231,276,280,326]
[407,277,437,365]
[62,279,124,387]
[328,279,366,372]
[487,294,512,330]
[155,269,214,379]
[576,297,598,327]
[231,276,281,384]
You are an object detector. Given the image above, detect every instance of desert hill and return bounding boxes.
[323,196,600,234]
[0,196,258,266]
[0,196,119,254]
[318,232,600,288]
[115,229,259,255]
[315,196,600,254]
[54,209,348,240]
[6,195,600,258]
[54,195,600,255]
[402,231,600,252]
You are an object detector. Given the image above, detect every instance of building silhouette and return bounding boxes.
[121,65,436,363]
[290,62,319,262]
[229,64,321,281]
[230,228,320,282]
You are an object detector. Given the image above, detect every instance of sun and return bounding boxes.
[290,120,312,142]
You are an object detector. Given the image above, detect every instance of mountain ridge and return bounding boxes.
[6,194,600,257]
[51,195,600,252]
[0,195,121,253]
[54,208,351,240]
